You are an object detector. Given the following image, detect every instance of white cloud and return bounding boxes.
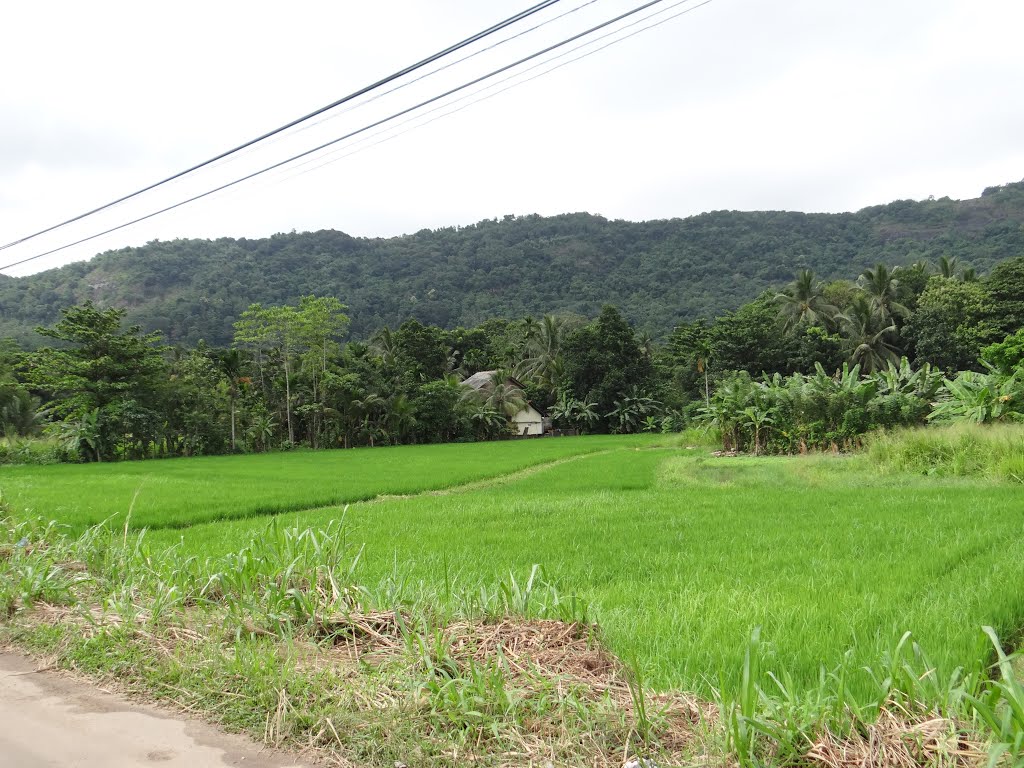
[1,0,1022,275]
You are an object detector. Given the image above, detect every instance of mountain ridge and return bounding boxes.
[1,180,1022,347]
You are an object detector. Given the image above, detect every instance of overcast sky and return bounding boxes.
[2,0,1023,276]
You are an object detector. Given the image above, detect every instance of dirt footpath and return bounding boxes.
[0,652,311,768]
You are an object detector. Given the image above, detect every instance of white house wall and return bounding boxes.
[512,406,545,436]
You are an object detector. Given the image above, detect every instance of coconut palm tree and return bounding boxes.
[637,331,655,360]
[1,390,44,443]
[370,327,398,367]
[460,371,527,430]
[517,314,565,392]
[858,264,909,321]
[384,393,417,444]
[484,375,527,420]
[775,269,837,332]
[836,295,901,373]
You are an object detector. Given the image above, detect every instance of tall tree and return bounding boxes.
[836,295,900,373]
[904,278,1000,372]
[986,256,1024,335]
[23,301,167,460]
[392,319,450,383]
[517,314,566,394]
[711,294,799,376]
[296,295,349,448]
[858,263,909,322]
[775,269,837,332]
[560,306,652,431]
[667,319,713,406]
[234,303,305,445]
[216,348,246,452]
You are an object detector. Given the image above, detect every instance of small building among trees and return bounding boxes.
[461,371,547,436]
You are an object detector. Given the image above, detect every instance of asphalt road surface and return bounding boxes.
[0,652,311,768]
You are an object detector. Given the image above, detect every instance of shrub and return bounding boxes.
[866,423,1024,481]
[0,439,74,466]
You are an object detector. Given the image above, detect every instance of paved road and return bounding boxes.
[0,652,310,768]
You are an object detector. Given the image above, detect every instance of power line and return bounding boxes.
[282,0,712,182]
[0,0,563,254]
[175,0,606,180]
[2,0,701,273]
[279,0,603,140]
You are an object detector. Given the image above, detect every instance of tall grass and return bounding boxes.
[867,423,1024,482]
[0,514,624,766]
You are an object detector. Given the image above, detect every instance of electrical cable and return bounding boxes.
[1,0,709,272]
[173,0,605,180]
[0,0,563,254]
[278,0,602,140]
[281,0,711,182]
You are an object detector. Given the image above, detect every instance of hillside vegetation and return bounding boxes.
[2,180,1023,346]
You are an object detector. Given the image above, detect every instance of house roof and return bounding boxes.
[462,370,496,391]
[462,371,547,418]
[461,370,529,392]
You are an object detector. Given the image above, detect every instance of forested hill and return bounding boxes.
[2,180,1023,347]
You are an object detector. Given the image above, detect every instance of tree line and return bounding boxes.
[1,253,1022,462]
[2,181,1023,349]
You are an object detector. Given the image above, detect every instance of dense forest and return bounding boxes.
[2,242,1023,462]
[2,181,1024,347]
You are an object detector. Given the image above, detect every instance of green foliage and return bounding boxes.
[560,306,653,431]
[929,368,1024,424]
[0,438,72,466]
[904,277,1001,372]
[547,392,599,432]
[709,294,794,375]
[22,302,168,460]
[966,627,1024,762]
[858,262,909,321]
[413,377,471,444]
[4,183,1024,348]
[461,371,527,421]
[775,269,837,332]
[5,244,1024,462]
[982,328,1024,375]
[515,314,569,395]
[0,435,638,532]
[986,255,1024,335]
[700,359,941,453]
[392,318,451,382]
[836,294,900,373]
[1,388,43,441]
[867,423,1024,481]
[605,386,662,435]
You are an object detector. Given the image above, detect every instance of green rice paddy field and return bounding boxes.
[3,434,1023,697]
